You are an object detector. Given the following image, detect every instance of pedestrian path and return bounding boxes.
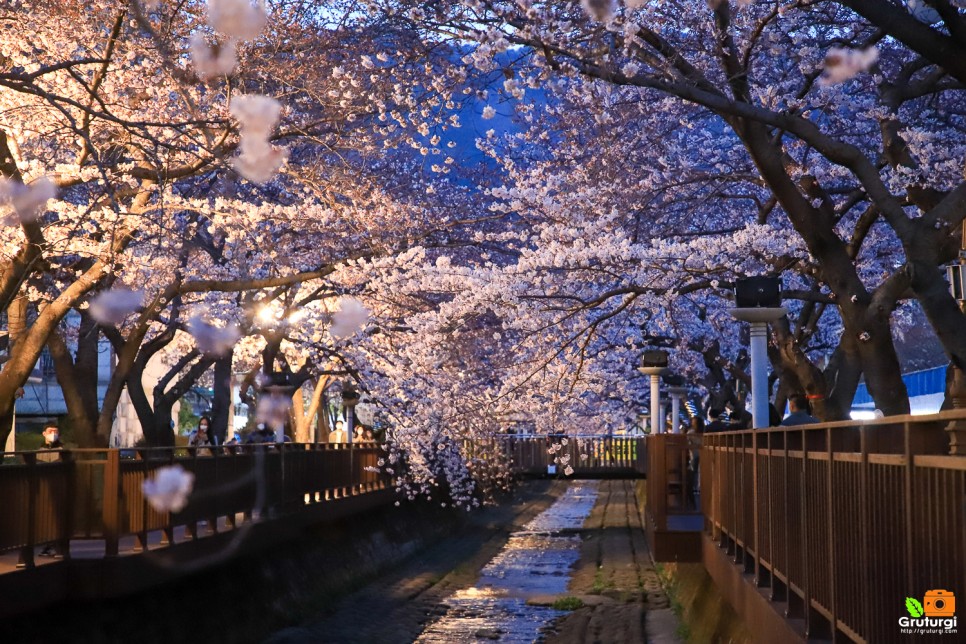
[541,479,683,643]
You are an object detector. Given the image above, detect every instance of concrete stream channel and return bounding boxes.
[269,479,683,643]
[415,481,599,642]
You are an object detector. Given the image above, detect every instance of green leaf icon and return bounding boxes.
[906,597,924,618]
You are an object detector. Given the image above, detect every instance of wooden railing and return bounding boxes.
[702,412,966,642]
[0,443,389,568]
[465,435,647,478]
[646,434,701,528]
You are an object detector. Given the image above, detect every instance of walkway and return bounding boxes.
[542,480,681,644]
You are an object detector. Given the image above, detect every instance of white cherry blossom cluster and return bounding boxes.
[229,94,288,183]
[0,177,55,226]
[190,0,267,80]
[142,465,195,513]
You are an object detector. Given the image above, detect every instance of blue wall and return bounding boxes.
[852,365,947,406]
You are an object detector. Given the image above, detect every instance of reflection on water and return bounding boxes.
[416,482,598,643]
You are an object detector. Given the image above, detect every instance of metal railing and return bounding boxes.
[0,443,389,568]
[702,412,966,642]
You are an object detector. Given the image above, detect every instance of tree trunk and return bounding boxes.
[75,310,101,425]
[823,338,864,419]
[291,386,306,442]
[125,362,161,446]
[95,286,177,442]
[317,389,332,443]
[772,317,836,420]
[905,259,966,371]
[209,352,233,446]
[736,120,910,415]
[46,330,98,446]
[0,295,28,440]
[853,312,910,415]
[151,397,177,448]
[302,377,329,443]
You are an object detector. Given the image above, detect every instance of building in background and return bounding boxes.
[7,312,179,448]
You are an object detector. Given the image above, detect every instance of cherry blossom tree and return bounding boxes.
[372,0,966,417]
[0,0,483,448]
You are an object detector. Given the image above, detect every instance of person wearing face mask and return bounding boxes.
[34,424,65,560]
[189,416,214,456]
[37,424,63,463]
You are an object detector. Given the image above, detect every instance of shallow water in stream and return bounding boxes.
[415,481,598,643]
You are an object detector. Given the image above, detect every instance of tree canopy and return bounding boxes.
[2,0,966,502]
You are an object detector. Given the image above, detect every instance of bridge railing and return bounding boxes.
[702,411,966,642]
[0,443,389,567]
[472,435,647,477]
[646,434,700,528]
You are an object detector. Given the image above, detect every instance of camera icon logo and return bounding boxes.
[924,590,956,618]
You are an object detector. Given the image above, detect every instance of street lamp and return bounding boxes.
[638,350,668,434]
[664,374,688,434]
[341,382,360,443]
[259,371,298,443]
[947,257,965,302]
[945,224,966,454]
[729,277,786,429]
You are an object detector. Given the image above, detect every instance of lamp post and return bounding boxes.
[665,375,688,434]
[945,224,966,454]
[729,277,786,429]
[260,371,298,443]
[342,383,360,444]
[638,350,668,434]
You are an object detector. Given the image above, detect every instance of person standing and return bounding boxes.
[35,424,64,560]
[780,394,820,426]
[37,424,63,463]
[328,420,347,444]
[189,420,214,456]
[189,416,212,443]
[686,417,704,509]
[705,408,729,433]
[246,423,276,444]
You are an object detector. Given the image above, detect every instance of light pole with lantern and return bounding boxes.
[944,223,966,453]
[259,371,298,443]
[665,374,688,434]
[342,382,360,443]
[638,350,668,434]
[729,277,786,429]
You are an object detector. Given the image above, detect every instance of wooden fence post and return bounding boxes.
[103,449,120,557]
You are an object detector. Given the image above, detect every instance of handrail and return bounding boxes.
[0,443,390,568]
[702,415,965,641]
[467,435,648,477]
[1,435,650,571]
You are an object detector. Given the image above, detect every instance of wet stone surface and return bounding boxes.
[415,482,599,643]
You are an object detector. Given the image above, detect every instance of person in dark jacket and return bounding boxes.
[780,394,820,426]
[246,423,275,444]
[705,408,729,432]
[37,424,63,463]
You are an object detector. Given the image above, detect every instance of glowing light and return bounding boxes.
[257,304,279,323]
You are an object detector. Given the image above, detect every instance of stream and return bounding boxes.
[414,481,599,643]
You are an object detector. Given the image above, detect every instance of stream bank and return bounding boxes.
[267,480,567,643]
[9,481,560,644]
